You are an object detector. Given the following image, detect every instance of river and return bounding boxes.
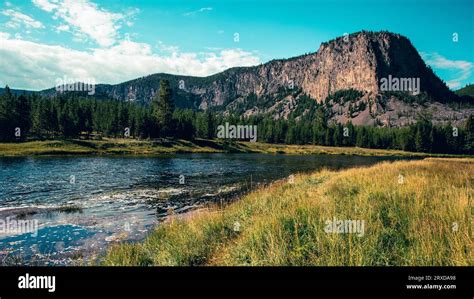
[0,153,414,265]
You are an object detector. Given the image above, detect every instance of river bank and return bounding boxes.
[0,138,469,158]
[103,158,474,266]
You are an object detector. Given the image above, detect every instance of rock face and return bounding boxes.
[81,31,451,104]
[41,31,470,126]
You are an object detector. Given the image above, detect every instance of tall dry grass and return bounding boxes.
[103,158,473,266]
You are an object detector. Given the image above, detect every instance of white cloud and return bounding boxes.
[2,9,45,29]
[157,40,179,54]
[0,1,258,90]
[124,7,139,27]
[422,52,473,89]
[55,23,70,32]
[32,0,58,12]
[183,7,212,17]
[33,0,126,47]
[0,33,261,90]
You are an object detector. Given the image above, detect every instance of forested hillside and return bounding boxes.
[1,83,473,154]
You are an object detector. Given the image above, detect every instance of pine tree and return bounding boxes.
[152,80,175,137]
[465,115,474,154]
[195,112,208,138]
[205,111,214,139]
[325,126,334,146]
[333,124,343,146]
[414,119,433,152]
[32,98,50,137]
[356,127,368,148]
[0,86,11,140]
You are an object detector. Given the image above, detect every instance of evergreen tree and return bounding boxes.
[152,80,175,137]
[0,85,471,155]
[333,124,343,146]
[205,111,214,139]
[464,115,474,154]
[414,119,433,152]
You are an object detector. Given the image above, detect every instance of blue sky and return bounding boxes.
[0,0,473,90]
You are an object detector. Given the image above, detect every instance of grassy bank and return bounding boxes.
[0,139,221,156]
[0,138,468,157]
[103,158,473,266]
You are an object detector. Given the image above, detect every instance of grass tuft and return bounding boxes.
[103,158,473,266]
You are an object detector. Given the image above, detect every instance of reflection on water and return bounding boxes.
[0,153,414,265]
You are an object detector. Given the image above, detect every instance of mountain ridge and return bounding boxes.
[9,30,474,126]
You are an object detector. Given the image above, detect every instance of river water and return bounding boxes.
[0,153,413,265]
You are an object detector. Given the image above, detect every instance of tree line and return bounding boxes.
[1,81,473,154]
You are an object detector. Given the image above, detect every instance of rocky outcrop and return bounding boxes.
[40,31,467,126]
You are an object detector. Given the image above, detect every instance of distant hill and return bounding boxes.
[455,84,474,98]
[0,87,35,96]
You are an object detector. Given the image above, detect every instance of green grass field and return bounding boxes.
[103,158,474,266]
[0,138,468,157]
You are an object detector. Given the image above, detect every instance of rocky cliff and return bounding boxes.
[41,31,471,126]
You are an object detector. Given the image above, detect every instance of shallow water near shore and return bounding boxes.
[0,153,416,265]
